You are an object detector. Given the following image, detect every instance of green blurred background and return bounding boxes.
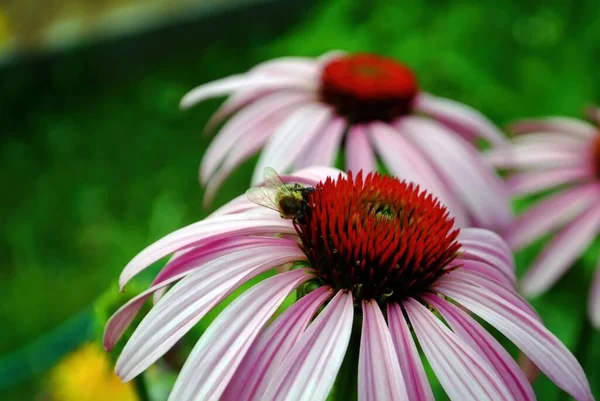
[1,0,599,399]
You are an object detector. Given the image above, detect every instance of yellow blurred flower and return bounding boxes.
[49,342,137,401]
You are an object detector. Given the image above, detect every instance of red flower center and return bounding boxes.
[594,135,600,178]
[295,172,460,304]
[320,54,419,123]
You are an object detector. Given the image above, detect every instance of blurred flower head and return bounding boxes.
[48,342,136,401]
[181,51,512,232]
[488,107,600,328]
[104,167,592,401]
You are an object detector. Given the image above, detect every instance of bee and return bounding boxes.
[246,167,315,223]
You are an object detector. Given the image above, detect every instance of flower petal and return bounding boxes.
[436,278,594,401]
[296,117,346,169]
[261,291,354,401]
[413,92,507,146]
[180,74,312,109]
[251,103,333,184]
[508,117,597,139]
[427,295,535,401]
[116,244,305,380]
[167,269,313,401]
[105,236,294,350]
[223,286,333,401]
[119,213,296,288]
[506,166,593,197]
[359,301,409,401]
[200,92,313,184]
[345,124,376,174]
[404,298,514,401]
[521,203,600,297]
[506,183,598,250]
[387,303,435,401]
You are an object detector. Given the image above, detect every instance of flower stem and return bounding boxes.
[133,373,151,401]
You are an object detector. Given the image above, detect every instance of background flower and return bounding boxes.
[488,108,600,328]
[105,167,592,401]
[181,51,512,233]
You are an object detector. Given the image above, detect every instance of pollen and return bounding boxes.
[320,53,419,123]
[295,171,461,304]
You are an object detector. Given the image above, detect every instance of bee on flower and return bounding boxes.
[104,167,593,401]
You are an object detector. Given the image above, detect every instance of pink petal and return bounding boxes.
[413,92,507,146]
[180,74,312,110]
[119,213,295,288]
[521,203,600,297]
[203,89,273,135]
[486,145,582,170]
[399,116,512,231]
[454,259,514,288]
[436,278,594,401]
[251,103,333,184]
[359,301,409,401]
[427,295,535,401]
[104,236,294,350]
[200,91,313,184]
[404,298,514,401]
[261,291,354,401]
[223,286,333,401]
[508,117,597,139]
[116,244,306,380]
[369,121,469,227]
[589,258,600,328]
[167,269,313,401]
[506,166,593,197]
[295,117,346,169]
[345,124,376,174]
[387,303,434,401]
[458,228,516,284]
[506,183,598,250]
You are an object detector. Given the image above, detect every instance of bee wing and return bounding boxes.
[245,186,281,212]
[263,167,293,195]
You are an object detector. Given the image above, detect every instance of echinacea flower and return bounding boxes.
[181,51,512,232]
[104,167,592,401]
[488,109,600,328]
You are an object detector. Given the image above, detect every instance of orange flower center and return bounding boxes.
[320,54,419,123]
[295,172,460,304]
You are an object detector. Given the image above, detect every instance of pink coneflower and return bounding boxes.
[181,51,511,232]
[104,167,592,401]
[488,109,600,328]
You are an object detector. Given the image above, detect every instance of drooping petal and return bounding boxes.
[521,203,600,297]
[200,92,313,184]
[436,278,594,401]
[387,303,434,401]
[506,183,598,250]
[427,295,535,401]
[119,213,296,288]
[296,117,346,169]
[116,244,306,381]
[508,117,597,139]
[404,298,514,401]
[223,286,333,401]
[458,228,516,285]
[369,121,469,227]
[454,259,513,288]
[486,144,581,170]
[345,124,376,174]
[589,258,600,328]
[104,236,296,350]
[399,116,512,231]
[180,74,313,109]
[413,92,507,146]
[261,291,354,401]
[251,103,333,184]
[359,301,409,401]
[167,269,314,401]
[506,166,593,197]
